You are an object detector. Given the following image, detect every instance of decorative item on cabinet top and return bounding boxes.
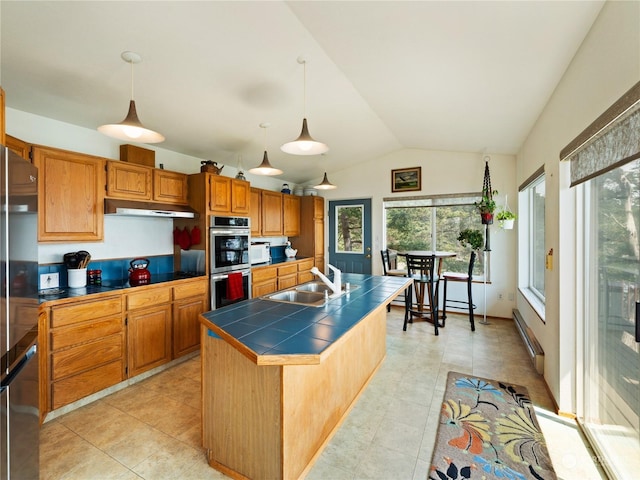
[200,160,224,174]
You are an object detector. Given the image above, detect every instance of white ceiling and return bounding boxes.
[0,1,604,185]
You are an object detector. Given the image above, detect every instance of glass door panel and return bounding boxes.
[583,159,640,479]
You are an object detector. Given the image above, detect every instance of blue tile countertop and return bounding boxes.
[200,273,412,365]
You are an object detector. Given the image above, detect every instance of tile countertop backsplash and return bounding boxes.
[38,254,177,290]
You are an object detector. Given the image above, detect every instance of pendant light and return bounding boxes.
[314,172,337,190]
[98,51,165,144]
[249,123,283,176]
[280,57,329,155]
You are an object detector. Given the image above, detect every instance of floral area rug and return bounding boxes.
[429,371,557,480]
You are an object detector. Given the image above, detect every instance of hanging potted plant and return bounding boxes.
[496,208,516,229]
[457,228,484,251]
[474,189,498,224]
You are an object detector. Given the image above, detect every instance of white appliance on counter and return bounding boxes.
[250,242,271,265]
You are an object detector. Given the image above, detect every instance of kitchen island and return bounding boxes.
[199,273,411,480]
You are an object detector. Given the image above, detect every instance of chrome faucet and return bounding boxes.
[310,264,342,297]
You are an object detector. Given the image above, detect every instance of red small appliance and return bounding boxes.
[129,258,151,286]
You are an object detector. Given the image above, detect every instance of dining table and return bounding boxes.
[398,250,457,326]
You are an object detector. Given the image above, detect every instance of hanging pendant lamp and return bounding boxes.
[98,51,165,144]
[249,123,283,176]
[281,57,329,156]
[314,172,337,190]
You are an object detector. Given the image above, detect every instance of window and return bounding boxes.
[383,194,486,277]
[519,171,546,308]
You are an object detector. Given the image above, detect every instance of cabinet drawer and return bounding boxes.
[278,275,298,290]
[52,333,123,381]
[298,271,314,284]
[297,259,314,272]
[50,315,123,351]
[252,266,277,284]
[277,264,298,276]
[50,296,122,328]
[173,280,208,300]
[127,287,172,310]
[52,360,124,410]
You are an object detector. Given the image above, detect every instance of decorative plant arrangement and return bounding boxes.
[474,189,498,224]
[496,208,517,229]
[457,228,484,251]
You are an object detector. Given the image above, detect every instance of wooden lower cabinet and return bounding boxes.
[40,278,208,419]
[46,295,125,412]
[277,264,298,290]
[173,278,208,358]
[252,259,317,297]
[126,286,173,377]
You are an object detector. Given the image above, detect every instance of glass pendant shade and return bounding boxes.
[281,118,329,155]
[314,172,337,190]
[98,51,164,144]
[248,151,283,176]
[98,100,165,143]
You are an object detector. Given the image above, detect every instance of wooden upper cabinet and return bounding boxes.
[32,146,105,242]
[231,178,250,215]
[208,174,231,213]
[250,187,262,236]
[153,169,188,204]
[283,195,300,237]
[261,190,283,236]
[5,135,30,161]
[106,161,152,200]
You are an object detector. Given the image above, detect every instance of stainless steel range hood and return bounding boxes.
[104,199,197,218]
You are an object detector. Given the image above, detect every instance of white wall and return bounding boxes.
[319,148,518,319]
[515,0,639,411]
[6,108,296,263]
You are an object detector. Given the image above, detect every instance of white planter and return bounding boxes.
[500,219,515,230]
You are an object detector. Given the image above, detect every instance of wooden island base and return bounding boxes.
[201,303,389,480]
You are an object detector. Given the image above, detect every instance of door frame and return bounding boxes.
[328,198,372,274]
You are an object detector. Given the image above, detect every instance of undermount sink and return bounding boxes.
[263,289,326,307]
[262,281,359,307]
[295,282,359,293]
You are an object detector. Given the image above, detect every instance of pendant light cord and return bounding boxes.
[129,59,135,101]
[302,60,307,118]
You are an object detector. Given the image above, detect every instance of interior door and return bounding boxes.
[328,198,372,274]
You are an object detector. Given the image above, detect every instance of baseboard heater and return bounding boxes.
[513,309,544,374]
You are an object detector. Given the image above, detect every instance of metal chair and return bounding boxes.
[403,254,440,335]
[442,251,476,332]
[381,249,407,311]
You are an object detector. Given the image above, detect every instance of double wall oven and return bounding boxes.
[209,215,251,310]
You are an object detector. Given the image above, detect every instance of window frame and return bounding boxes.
[518,168,546,319]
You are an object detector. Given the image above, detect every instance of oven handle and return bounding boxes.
[211,270,251,281]
[210,229,250,236]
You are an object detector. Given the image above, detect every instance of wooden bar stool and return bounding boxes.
[381,249,407,311]
[442,251,477,331]
[403,254,440,335]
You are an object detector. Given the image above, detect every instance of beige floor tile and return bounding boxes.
[39,311,605,480]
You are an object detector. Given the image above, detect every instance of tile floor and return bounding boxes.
[40,309,607,480]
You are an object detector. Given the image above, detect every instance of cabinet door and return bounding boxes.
[128,304,172,377]
[250,187,262,236]
[231,179,250,215]
[208,175,231,213]
[106,161,152,200]
[173,295,207,358]
[261,191,283,236]
[283,195,300,236]
[153,169,188,204]
[32,146,105,242]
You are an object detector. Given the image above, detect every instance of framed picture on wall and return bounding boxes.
[391,167,421,192]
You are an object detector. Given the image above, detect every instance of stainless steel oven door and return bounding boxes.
[210,228,250,273]
[210,269,251,310]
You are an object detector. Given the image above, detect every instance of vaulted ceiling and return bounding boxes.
[0,1,604,184]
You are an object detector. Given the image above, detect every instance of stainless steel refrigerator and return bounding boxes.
[1,145,39,479]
